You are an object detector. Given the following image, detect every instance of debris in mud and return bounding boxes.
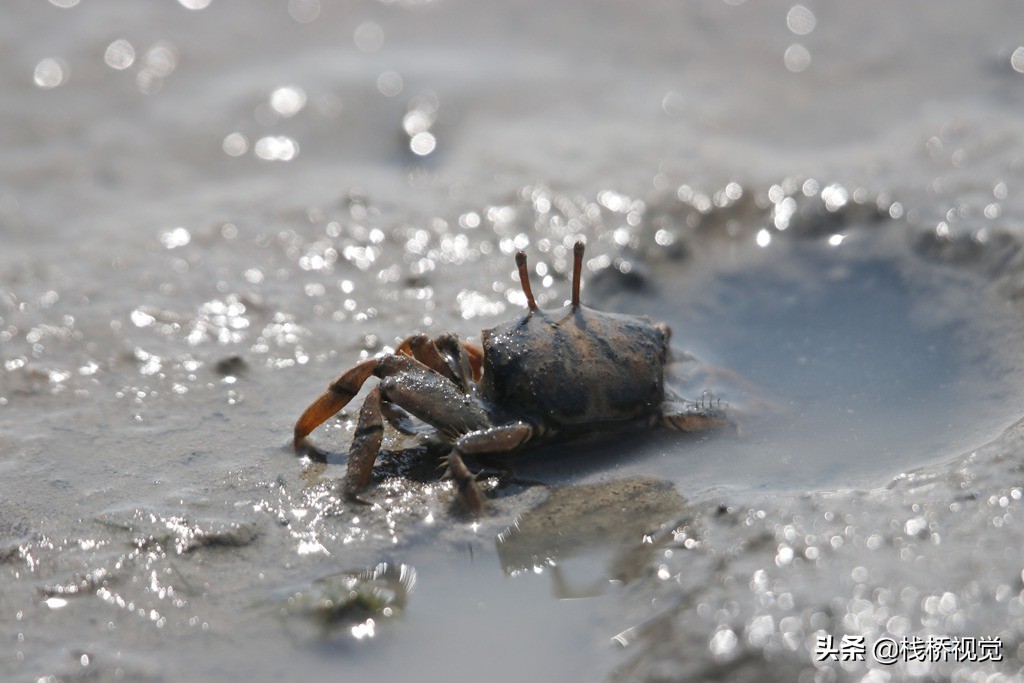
[96,509,261,555]
[273,562,416,639]
[214,354,248,377]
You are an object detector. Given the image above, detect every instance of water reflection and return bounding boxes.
[104,40,136,70]
[136,41,178,95]
[288,0,320,23]
[1012,47,1024,73]
[354,21,384,53]
[785,5,816,35]
[272,563,416,640]
[222,132,248,157]
[403,94,441,157]
[497,478,687,597]
[376,70,403,97]
[33,58,68,89]
[254,135,299,161]
[270,86,307,118]
[784,43,811,73]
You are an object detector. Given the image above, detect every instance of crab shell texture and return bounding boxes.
[480,304,669,434]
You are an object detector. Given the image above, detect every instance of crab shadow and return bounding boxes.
[499,427,717,491]
[291,423,720,505]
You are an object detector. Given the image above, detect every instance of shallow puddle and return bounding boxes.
[541,226,1024,498]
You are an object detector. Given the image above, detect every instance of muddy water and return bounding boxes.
[581,229,1024,496]
[5,2,1024,682]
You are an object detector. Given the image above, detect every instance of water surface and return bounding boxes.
[4,2,1024,682]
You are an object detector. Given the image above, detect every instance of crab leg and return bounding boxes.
[299,351,501,500]
[395,332,482,390]
[660,401,732,433]
[406,334,462,386]
[377,355,490,439]
[431,332,478,390]
[447,422,534,512]
[345,385,385,495]
[378,401,422,435]
[383,335,473,432]
[458,339,483,381]
[294,358,377,452]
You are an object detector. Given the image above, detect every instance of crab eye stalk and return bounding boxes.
[571,240,585,310]
[515,250,539,311]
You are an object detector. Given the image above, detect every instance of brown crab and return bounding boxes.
[293,241,729,512]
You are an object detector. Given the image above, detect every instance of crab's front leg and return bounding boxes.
[340,353,495,503]
[446,423,535,512]
[369,357,535,511]
[376,354,491,438]
[395,332,481,392]
[396,334,462,387]
[294,358,378,453]
[344,385,385,496]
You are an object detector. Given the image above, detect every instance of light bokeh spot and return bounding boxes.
[34,58,68,89]
[786,5,816,35]
[104,39,136,70]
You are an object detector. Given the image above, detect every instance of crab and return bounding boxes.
[293,241,730,512]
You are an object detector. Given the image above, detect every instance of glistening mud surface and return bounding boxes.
[4,2,1024,682]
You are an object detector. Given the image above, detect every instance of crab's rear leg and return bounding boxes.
[446,423,534,512]
[660,400,732,433]
[294,358,377,453]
